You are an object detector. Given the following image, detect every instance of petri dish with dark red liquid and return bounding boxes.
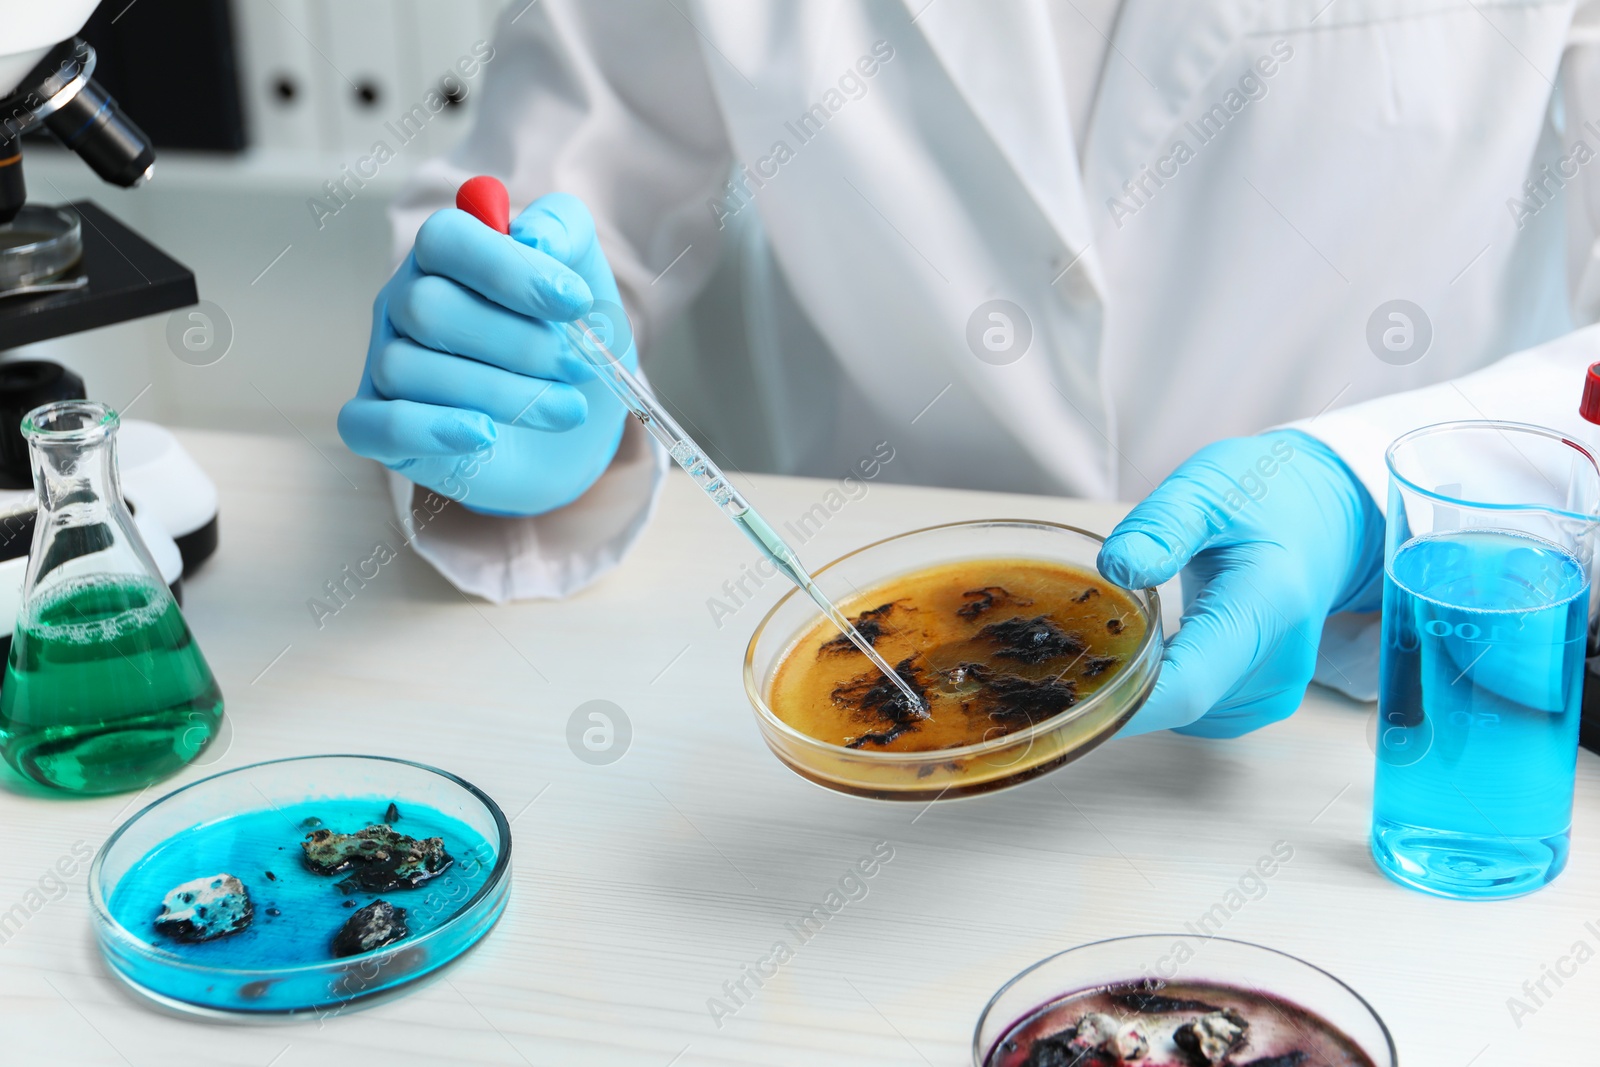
[975,936,1397,1067]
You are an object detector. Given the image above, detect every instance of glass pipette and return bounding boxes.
[455,176,927,718]
[568,317,926,717]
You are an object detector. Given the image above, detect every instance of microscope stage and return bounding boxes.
[0,200,196,350]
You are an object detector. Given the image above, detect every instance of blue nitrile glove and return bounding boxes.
[1098,429,1385,738]
[338,194,633,516]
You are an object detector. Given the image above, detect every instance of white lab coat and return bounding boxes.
[386,0,1600,697]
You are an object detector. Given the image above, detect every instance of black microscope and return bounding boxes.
[0,13,219,641]
[0,29,196,344]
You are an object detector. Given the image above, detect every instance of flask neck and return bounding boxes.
[23,401,122,520]
[32,433,120,517]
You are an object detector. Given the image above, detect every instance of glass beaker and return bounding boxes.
[0,401,223,794]
[1374,420,1600,899]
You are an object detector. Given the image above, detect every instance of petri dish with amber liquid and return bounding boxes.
[744,521,1161,800]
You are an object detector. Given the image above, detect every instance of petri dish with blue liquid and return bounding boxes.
[90,755,511,1017]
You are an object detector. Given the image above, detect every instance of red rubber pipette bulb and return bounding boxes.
[456,175,510,234]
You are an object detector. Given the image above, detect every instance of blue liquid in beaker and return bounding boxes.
[1372,530,1586,899]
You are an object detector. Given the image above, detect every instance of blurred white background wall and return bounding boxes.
[11,0,725,460]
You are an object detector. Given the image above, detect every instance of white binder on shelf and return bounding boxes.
[232,0,327,153]
[315,0,410,157]
[403,0,499,160]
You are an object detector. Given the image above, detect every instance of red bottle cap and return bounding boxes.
[1582,362,1600,425]
[456,175,510,234]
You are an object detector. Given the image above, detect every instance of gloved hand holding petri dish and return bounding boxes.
[1098,429,1386,739]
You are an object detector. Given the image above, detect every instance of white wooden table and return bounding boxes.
[0,429,1593,1066]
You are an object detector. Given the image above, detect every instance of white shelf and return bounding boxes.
[19,144,419,198]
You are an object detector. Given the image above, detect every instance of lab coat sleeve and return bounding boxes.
[1288,323,1600,700]
[381,0,734,601]
[1566,0,1600,321]
[1281,10,1600,699]
[388,415,670,605]
[1298,1,1600,507]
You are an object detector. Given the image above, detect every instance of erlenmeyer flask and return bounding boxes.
[0,401,223,794]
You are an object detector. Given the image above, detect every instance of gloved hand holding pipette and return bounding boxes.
[338,193,632,516]
[1098,430,1386,739]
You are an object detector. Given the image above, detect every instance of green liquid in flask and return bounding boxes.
[0,575,223,794]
